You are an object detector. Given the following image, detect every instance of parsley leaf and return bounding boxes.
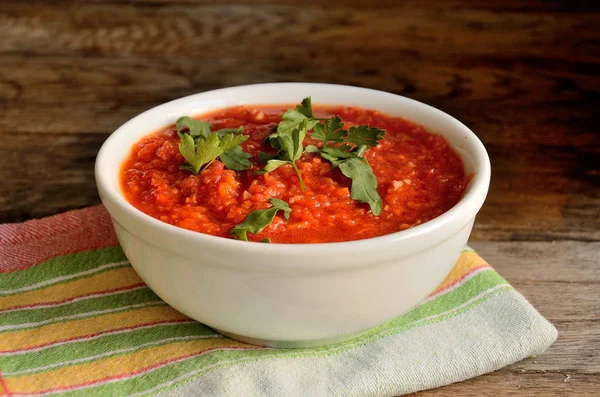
[260,97,331,191]
[262,159,292,172]
[319,146,356,167]
[220,145,253,171]
[194,134,225,171]
[176,117,252,174]
[276,97,319,135]
[230,198,292,241]
[296,97,315,118]
[180,133,249,174]
[214,126,245,137]
[270,119,307,162]
[311,116,345,144]
[178,133,200,173]
[304,144,320,153]
[258,151,278,163]
[261,118,309,191]
[346,125,385,148]
[338,158,383,216]
[309,116,385,216]
[176,116,211,138]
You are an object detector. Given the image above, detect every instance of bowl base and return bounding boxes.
[213,328,371,349]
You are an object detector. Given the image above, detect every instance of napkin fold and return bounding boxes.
[0,206,557,396]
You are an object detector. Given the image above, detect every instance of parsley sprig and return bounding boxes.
[305,113,385,215]
[176,116,253,174]
[257,98,321,191]
[230,198,292,242]
[276,98,385,216]
[259,98,385,215]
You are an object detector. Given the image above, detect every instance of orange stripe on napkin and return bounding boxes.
[7,339,254,394]
[430,251,490,295]
[0,306,190,353]
[0,267,143,312]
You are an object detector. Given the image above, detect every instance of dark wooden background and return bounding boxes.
[1,0,598,394]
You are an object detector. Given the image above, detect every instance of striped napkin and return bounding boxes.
[0,206,557,397]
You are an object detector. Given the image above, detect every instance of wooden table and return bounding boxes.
[1,0,598,394]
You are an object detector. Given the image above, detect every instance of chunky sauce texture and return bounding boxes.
[120,106,470,243]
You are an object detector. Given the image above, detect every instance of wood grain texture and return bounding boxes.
[0,1,598,395]
[0,1,598,238]
[471,242,600,375]
[412,370,600,396]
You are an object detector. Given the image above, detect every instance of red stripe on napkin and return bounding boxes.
[0,206,118,273]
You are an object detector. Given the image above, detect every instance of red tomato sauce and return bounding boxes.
[120,105,470,243]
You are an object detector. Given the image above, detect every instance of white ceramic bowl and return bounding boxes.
[95,83,490,348]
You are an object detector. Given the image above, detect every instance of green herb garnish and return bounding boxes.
[258,99,324,191]
[306,109,385,215]
[176,117,252,174]
[257,98,328,192]
[230,198,292,242]
[219,145,253,171]
[346,125,386,148]
[259,98,385,215]
[276,97,320,135]
[259,118,310,192]
[176,116,211,138]
[338,157,382,216]
[179,99,385,217]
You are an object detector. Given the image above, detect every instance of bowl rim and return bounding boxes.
[96,82,490,258]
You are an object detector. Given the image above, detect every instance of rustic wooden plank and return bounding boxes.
[504,279,598,323]
[0,133,106,223]
[413,371,600,396]
[470,242,600,374]
[56,0,600,12]
[1,2,598,82]
[1,55,598,147]
[471,143,600,241]
[510,319,600,373]
[1,2,598,80]
[469,241,600,283]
